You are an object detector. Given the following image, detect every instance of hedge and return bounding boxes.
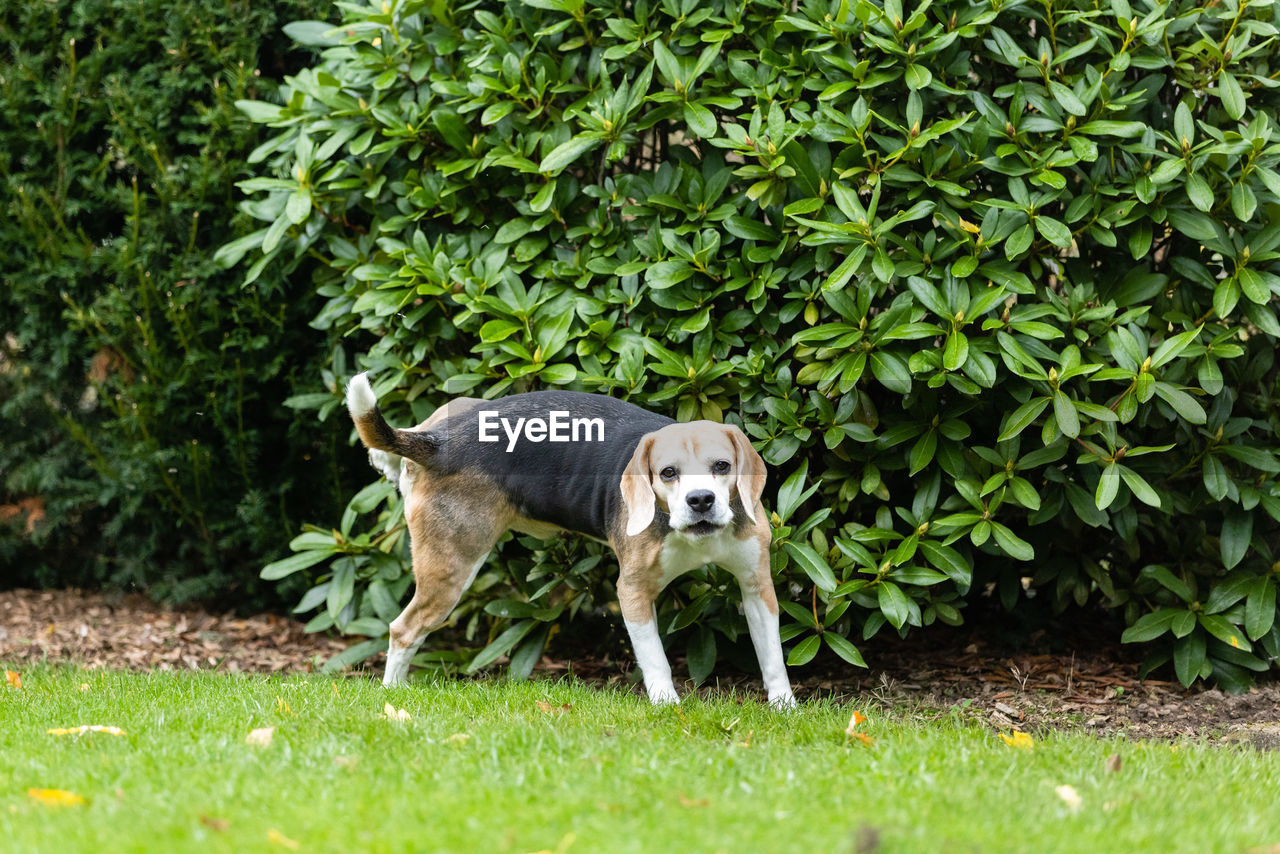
[231,0,1280,689]
[0,0,355,608]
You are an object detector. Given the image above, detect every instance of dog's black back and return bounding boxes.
[430,391,673,540]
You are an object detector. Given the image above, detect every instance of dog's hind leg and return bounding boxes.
[384,476,509,687]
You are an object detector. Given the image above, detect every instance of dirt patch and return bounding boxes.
[0,588,346,673]
[3,588,1277,743]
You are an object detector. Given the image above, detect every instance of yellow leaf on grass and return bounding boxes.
[47,725,126,737]
[382,702,411,722]
[1055,784,1082,812]
[444,733,471,747]
[845,709,867,735]
[1000,731,1035,750]
[28,788,86,807]
[267,828,300,850]
[5,670,20,689]
[245,726,275,748]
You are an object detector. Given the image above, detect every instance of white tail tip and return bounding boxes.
[346,372,377,418]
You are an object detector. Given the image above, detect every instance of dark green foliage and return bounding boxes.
[235,0,1280,687]
[0,0,354,608]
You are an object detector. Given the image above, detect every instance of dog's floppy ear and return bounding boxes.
[620,433,658,536]
[726,424,766,524]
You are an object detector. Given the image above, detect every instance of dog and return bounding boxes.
[345,372,795,708]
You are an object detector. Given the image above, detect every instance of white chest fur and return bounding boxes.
[657,528,761,589]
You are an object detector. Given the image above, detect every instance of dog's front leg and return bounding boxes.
[617,579,679,704]
[735,561,796,709]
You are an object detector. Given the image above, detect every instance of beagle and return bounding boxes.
[345,373,795,708]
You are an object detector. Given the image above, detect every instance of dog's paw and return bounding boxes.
[768,690,797,710]
[647,685,680,705]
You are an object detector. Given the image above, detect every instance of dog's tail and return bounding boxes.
[345,373,440,466]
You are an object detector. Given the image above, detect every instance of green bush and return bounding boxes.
[232,0,1280,689]
[0,0,355,608]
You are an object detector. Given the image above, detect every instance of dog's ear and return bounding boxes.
[620,433,658,536]
[726,424,766,524]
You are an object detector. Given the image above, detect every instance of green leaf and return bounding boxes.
[1186,174,1214,212]
[1245,578,1276,640]
[1118,466,1160,508]
[686,625,717,685]
[1096,461,1120,510]
[1052,390,1079,438]
[235,99,283,122]
[998,397,1051,442]
[1221,506,1252,569]
[466,620,538,673]
[990,522,1034,561]
[1034,215,1072,248]
[877,581,912,629]
[285,187,311,224]
[1121,609,1178,644]
[823,632,867,667]
[683,101,717,138]
[904,64,932,90]
[787,634,821,666]
[784,541,838,593]
[1218,71,1246,120]
[1047,80,1086,116]
[539,135,604,174]
[1173,630,1206,686]
[260,548,332,580]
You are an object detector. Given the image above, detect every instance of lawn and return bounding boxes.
[3,666,1279,854]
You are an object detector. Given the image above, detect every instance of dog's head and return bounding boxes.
[620,422,766,538]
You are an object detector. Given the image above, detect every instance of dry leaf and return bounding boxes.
[5,670,20,689]
[849,732,875,747]
[1105,753,1122,774]
[845,709,868,736]
[47,725,126,737]
[1055,784,1082,812]
[678,792,710,808]
[267,828,300,850]
[245,726,275,748]
[536,701,572,716]
[28,788,87,807]
[382,702,411,722]
[999,731,1034,750]
[199,815,229,832]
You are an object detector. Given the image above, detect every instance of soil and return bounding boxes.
[3,588,1278,746]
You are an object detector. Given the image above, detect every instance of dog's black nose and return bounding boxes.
[686,490,715,513]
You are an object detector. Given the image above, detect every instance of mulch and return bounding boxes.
[3,587,1278,746]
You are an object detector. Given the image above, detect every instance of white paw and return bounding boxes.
[648,685,680,705]
[768,691,797,710]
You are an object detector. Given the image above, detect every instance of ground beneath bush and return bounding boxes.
[3,588,1277,746]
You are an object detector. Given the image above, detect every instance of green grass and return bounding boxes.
[3,666,1279,853]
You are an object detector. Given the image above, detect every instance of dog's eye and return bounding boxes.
[659,466,678,481]
[712,460,731,475]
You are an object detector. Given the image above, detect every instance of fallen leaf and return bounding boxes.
[1105,753,1122,773]
[444,732,471,746]
[678,791,710,808]
[47,725,126,737]
[5,670,20,689]
[536,701,573,715]
[845,709,868,736]
[28,788,87,807]
[1055,784,1082,813]
[267,828,300,850]
[199,815,229,832]
[999,731,1035,750]
[333,755,358,769]
[849,732,875,747]
[245,726,275,748]
[382,702,411,722]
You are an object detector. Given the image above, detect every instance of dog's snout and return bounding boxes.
[686,490,715,513]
